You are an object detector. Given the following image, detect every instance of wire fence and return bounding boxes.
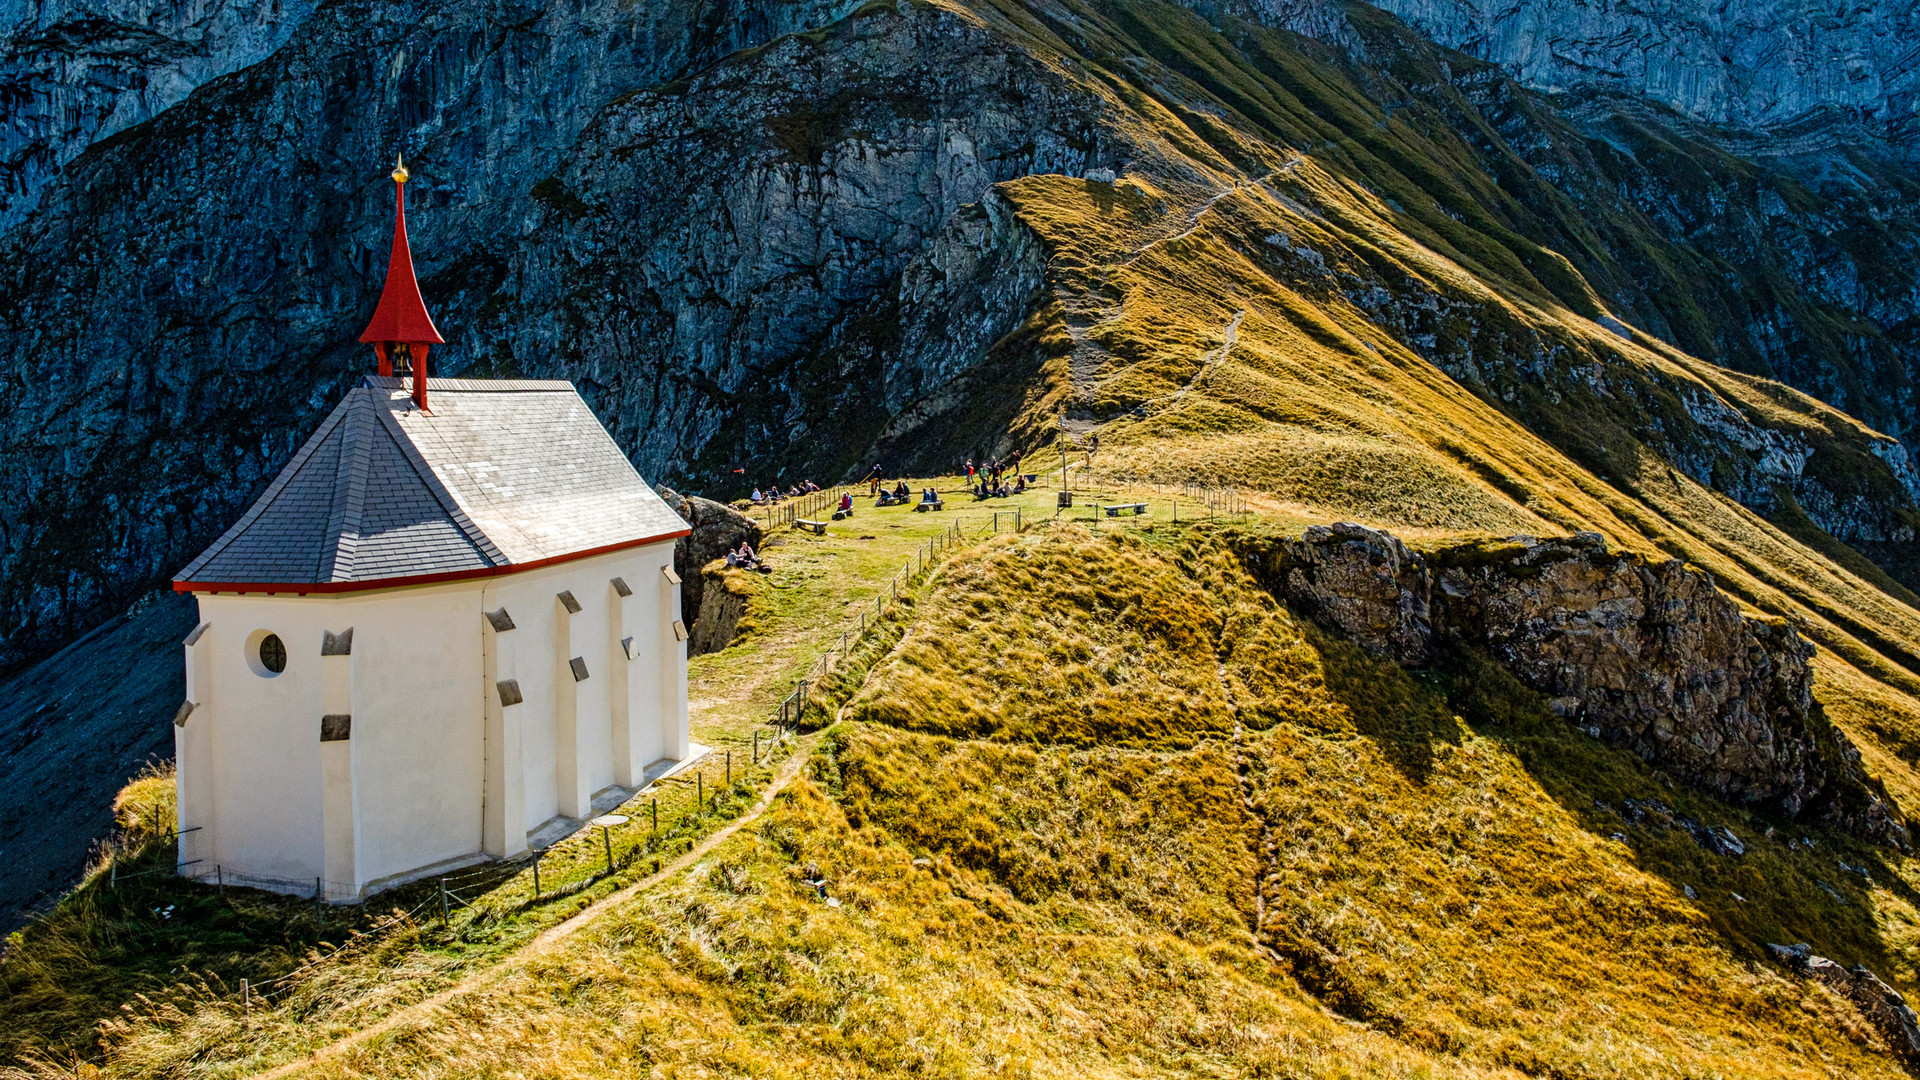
[1061,468,1254,523]
[758,488,834,532]
[88,733,805,1015]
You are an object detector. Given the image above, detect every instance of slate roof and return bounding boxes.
[175,378,689,590]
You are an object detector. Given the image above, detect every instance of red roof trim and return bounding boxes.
[172,528,690,595]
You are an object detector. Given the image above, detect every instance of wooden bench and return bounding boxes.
[795,519,828,535]
[912,500,945,512]
[1104,502,1148,517]
[831,508,853,520]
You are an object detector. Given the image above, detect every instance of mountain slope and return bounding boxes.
[8,0,1920,1072]
[68,527,1920,1078]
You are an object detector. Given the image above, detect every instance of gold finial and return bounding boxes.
[391,153,409,185]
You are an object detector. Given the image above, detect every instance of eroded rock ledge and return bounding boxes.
[657,487,764,638]
[1768,943,1920,1061]
[1236,522,1907,848]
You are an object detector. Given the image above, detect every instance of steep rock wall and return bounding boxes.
[1243,522,1907,846]
[0,0,318,229]
[1355,0,1920,153]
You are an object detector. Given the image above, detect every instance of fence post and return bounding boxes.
[698,771,704,810]
[315,878,323,927]
[754,729,760,764]
[217,864,225,902]
[602,826,614,874]
[108,854,116,891]
[439,878,450,923]
[652,797,659,834]
[727,748,732,788]
[241,979,250,1030]
[533,859,541,898]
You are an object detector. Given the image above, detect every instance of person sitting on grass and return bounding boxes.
[1013,474,1027,494]
[750,487,765,504]
[735,541,768,572]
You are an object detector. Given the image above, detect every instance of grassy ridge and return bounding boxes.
[108,523,1913,1078]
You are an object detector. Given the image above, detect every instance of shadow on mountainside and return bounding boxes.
[0,591,194,932]
[1439,648,1915,997]
[1297,624,1463,785]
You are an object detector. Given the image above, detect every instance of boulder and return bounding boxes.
[657,487,765,631]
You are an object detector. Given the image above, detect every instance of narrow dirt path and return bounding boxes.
[249,740,818,1079]
[1164,309,1245,406]
[1059,160,1294,406]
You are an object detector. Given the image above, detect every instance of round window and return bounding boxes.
[246,630,288,677]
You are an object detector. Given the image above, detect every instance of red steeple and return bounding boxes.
[360,155,443,410]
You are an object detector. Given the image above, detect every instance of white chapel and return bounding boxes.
[170,160,692,900]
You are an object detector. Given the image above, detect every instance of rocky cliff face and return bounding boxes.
[0,0,317,229]
[1346,0,1919,154]
[688,564,754,656]
[1248,522,1907,846]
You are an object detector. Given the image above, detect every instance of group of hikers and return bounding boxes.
[749,479,820,505]
[727,435,1114,574]
[743,453,1042,515]
[964,453,1028,499]
[870,479,941,506]
[748,432,1101,508]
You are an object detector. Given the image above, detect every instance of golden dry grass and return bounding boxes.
[94,524,1904,1080]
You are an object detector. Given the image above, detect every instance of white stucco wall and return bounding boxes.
[175,539,685,899]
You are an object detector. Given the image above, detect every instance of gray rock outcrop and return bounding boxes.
[1273,522,1432,665]
[657,487,764,633]
[688,564,755,657]
[1769,943,1920,1060]
[1244,523,1907,846]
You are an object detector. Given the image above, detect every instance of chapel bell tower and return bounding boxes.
[358,155,444,410]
